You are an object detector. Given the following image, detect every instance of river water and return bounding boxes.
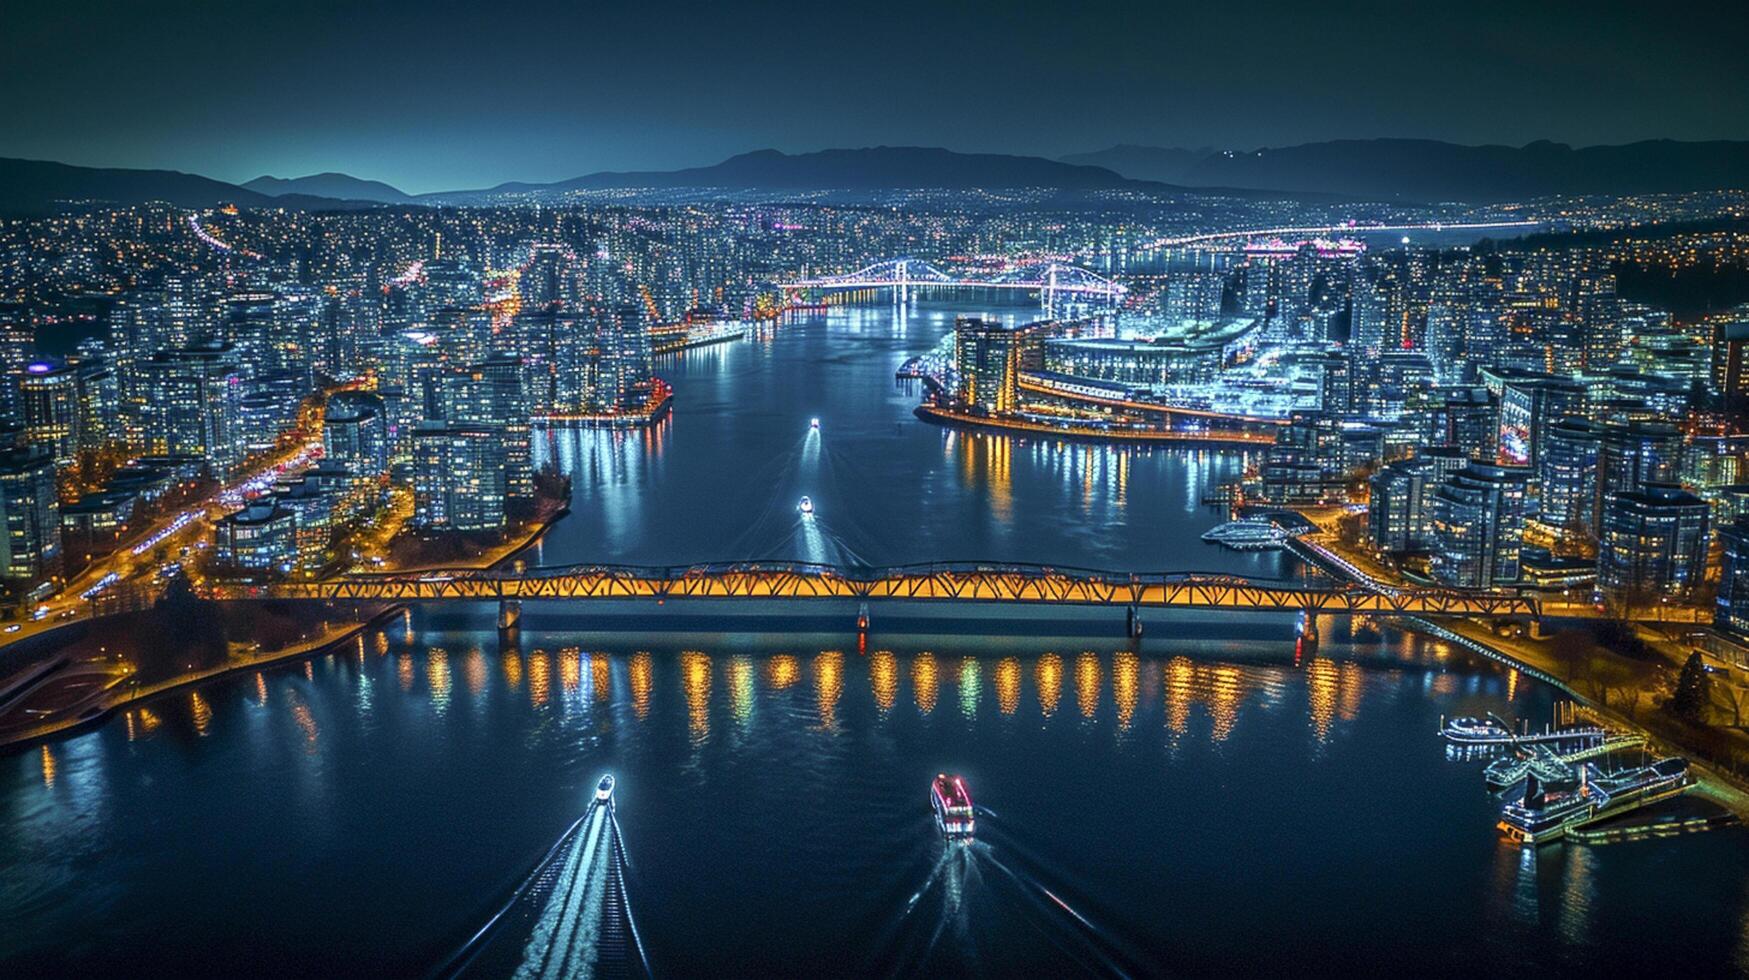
[4,301,1749,976]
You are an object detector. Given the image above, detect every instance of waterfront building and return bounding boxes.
[1429,463,1534,588]
[214,500,296,573]
[1519,548,1598,590]
[1367,447,1467,553]
[1599,484,1710,599]
[597,303,653,412]
[1258,449,1344,504]
[271,477,338,572]
[954,317,1025,414]
[445,354,532,499]
[0,444,61,589]
[1715,519,1749,640]
[410,422,508,531]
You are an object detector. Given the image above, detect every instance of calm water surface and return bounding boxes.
[4,301,1749,976]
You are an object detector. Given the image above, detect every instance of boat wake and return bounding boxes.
[443,791,649,980]
[870,814,1150,977]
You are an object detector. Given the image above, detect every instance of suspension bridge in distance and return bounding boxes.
[775,258,1126,308]
[205,561,1541,631]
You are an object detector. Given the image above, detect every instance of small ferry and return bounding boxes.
[1440,715,1513,744]
[798,496,815,517]
[1200,518,1287,551]
[1498,756,1690,845]
[930,773,975,839]
[595,773,615,804]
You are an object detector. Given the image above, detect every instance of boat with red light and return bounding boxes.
[930,773,975,838]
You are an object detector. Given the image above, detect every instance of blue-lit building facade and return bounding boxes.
[1598,484,1711,599]
[1429,463,1535,588]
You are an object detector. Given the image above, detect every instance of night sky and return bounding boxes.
[3,0,1744,193]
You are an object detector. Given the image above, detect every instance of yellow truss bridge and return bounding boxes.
[206,561,1541,618]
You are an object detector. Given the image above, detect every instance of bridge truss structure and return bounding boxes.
[211,560,1540,618]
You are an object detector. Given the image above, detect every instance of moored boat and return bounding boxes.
[1200,518,1288,551]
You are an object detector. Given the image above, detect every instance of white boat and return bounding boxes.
[810,417,820,431]
[798,495,815,516]
[595,773,615,803]
[1200,518,1287,551]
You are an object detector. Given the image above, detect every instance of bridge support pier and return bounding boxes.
[1296,609,1320,653]
[856,602,870,633]
[1125,605,1143,639]
[498,599,522,634]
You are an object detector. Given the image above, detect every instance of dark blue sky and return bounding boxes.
[4,0,1744,194]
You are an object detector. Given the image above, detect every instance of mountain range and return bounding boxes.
[425,147,1151,201]
[241,172,415,204]
[1061,139,1749,201]
[5,139,1748,214]
[0,157,383,215]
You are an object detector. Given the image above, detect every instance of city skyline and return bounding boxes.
[5,1,1747,192]
[7,3,1749,975]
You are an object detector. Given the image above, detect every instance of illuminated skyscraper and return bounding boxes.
[138,342,246,477]
[1496,373,1583,467]
[323,392,389,476]
[1536,418,1601,536]
[953,317,1022,414]
[1599,484,1709,600]
[18,359,80,468]
[410,422,508,531]
[1430,463,1534,588]
[0,444,61,587]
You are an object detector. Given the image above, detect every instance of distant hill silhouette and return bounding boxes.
[1059,145,1215,183]
[0,158,376,214]
[243,172,413,204]
[16,139,1745,213]
[1062,139,1749,201]
[429,147,1158,200]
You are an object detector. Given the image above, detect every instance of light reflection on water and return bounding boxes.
[525,301,1279,574]
[11,625,1746,975]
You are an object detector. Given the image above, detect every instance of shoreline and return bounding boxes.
[913,402,1273,447]
[1392,613,1749,819]
[0,604,404,753]
[0,498,572,755]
